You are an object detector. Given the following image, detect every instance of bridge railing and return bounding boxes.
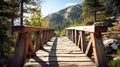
[66,25,107,67]
[9,26,54,67]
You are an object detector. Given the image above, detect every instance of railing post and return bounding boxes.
[68,30,70,39]
[77,31,80,46]
[9,33,29,67]
[66,29,68,37]
[80,31,86,52]
[91,32,107,67]
[35,31,43,49]
[47,30,49,41]
[42,30,45,44]
[75,30,79,45]
[77,31,86,52]
[45,30,47,43]
[70,30,72,40]
[48,30,50,41]
[46,30,48,42]
[71,30,73,41]
[72,29,75,43]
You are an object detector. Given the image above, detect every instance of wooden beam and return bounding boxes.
[12,26,54,33]
[85,37,93,57]
[91,33,107,67]
[75,30,79,45]
[66,25,107,32]
[9,33,29,67]
[77,32,81,48]
[27,35,35,58]
[80,31,86,52]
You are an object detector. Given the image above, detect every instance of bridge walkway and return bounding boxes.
[24,36,97,67]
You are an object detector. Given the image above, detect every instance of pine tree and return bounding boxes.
[81,0,105,22]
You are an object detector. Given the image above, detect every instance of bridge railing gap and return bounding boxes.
[66,25,107,67]
[9,26,54,67]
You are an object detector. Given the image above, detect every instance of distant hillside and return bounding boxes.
[44,4,82,31]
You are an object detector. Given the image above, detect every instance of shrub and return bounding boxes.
[108,60,120,67]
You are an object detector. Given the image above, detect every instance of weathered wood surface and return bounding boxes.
[24,37,97,67]
[66,25,107,67]
[66,25,107,32]
[9,26,54,67]
[12,26,54,33]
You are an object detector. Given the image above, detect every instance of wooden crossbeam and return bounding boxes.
[85,37,93,57]
[66,25,107,32]
[12,26,54,33]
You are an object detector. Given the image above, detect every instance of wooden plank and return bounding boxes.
[29,56,92,62]
[36,53,86,57]
[25,37,97,67]
[12,26,54,33]
[41,46,80,50]
[24,62,97,67]
[36,51,83,54]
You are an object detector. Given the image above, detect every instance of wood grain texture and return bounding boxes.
[91,33,107,67]
[10,26,54,67]
[66,25,107,32]
[24,37,97,67]
[10,33,29,67]
[66,26,107,67]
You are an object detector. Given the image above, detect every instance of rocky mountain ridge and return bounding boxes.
[44,4,82,31]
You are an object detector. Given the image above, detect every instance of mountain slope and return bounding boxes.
[44,4,82,31]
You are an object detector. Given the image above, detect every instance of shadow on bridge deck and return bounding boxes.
[25,37,59,67]
[24,37,97,67]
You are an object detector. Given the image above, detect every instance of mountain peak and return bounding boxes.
[44,3,82,31]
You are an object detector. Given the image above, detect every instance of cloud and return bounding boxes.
[65,3,78,7]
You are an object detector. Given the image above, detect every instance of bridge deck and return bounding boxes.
[24,37,97,67]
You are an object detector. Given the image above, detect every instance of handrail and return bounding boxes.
[66,25,107,67]
[9,26,54,67]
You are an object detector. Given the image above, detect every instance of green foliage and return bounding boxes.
[27,8,42,27]
[0,0,19,18]
[69,20,81,27]
[81,0,106,24]
[26,8,49,27]
[54,30,65,36]
[108,60,120,67]
[42,19,49,28]
[0,17,14,55]
[61,30,65,36]
[26,8,48,27]
[116,49,120,55]
[54,31,61,37]
[101,0,120,16]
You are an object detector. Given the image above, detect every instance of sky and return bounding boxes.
[41,0,83,17]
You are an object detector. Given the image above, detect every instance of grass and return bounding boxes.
[108,60,120,67]
[107,49,120,67]
[117,49,120,55]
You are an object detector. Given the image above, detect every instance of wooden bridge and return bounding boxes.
[8,25,107,67]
